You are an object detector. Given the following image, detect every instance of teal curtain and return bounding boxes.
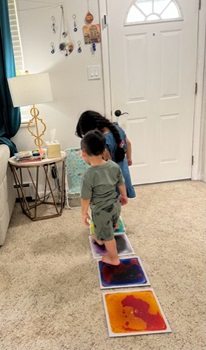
[0,0,21,155]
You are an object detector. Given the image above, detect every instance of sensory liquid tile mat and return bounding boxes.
[102,288,171,337]
[97,256,150,289]
[89,233,134,259]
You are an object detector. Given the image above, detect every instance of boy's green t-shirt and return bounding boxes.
[81,160,124,210]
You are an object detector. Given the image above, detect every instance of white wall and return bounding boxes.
[12,0,105,151]
[12,0,206,182]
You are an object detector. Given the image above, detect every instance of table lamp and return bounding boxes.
[8,72,53,151]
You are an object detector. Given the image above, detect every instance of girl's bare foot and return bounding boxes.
[102,253,120,266]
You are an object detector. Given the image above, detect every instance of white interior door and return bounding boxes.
[106,0,199,184]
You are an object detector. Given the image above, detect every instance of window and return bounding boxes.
[8,0,29,124]
[8,0,24,74]
[126,0,181,24]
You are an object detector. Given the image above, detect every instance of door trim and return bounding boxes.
[192,0,206,180]
[99,1,112,118]
[99,0,206,180]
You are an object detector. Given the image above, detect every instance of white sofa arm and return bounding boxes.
[0,145,16,246]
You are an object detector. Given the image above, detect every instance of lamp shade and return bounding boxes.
[8,73,53,107]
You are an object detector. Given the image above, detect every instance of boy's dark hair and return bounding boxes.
[76,110,125,162]
[81,130,106,156]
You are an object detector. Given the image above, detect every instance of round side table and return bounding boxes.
[9,151,66,221]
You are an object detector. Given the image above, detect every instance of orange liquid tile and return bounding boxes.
[105,290,167,334]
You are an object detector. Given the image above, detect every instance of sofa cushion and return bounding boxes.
[0,144,16,245]
[0,176,7,216]
[0,145,10,184]
[0,203,10,245]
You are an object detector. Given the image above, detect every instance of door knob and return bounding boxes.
[114,109,129,117]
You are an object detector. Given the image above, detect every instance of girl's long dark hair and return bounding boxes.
[76,110,125,162]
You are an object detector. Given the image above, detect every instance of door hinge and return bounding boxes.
[192,155,194,165]
[199,0,201,10]
[195,82,198,94]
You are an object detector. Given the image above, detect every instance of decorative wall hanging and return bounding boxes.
[72,14,78,32]
[85,11,94,24]
[59,42,74,57]
[83,24,101,53]
[51,16,56,33]
[50,42,55,54]
[58,5,74,57]
[67,42,74,54]
[92,42,96,52]
[77,40,82,53]
[60,5,68,38]
[49,4,76,58]
[83,24,101,44]
[85,0,94,24]
[59,42,66,51]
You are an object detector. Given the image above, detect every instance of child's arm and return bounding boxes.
[117,183,128,206]
[126,137,132,166]
[81,198,91,226]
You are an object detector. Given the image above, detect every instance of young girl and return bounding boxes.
[80,130,128,266]
[76,110,136,198]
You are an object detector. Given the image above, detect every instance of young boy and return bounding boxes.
[80,130,128,266]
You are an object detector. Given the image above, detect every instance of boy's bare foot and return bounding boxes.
[102,254,120,266]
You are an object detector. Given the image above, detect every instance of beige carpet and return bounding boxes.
[0,180,206,350]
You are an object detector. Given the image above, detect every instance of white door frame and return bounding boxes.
[98,0,206,181]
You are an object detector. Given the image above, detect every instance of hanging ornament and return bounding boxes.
[51,16,56,34]
[62,31,68,38]
[61,5,68,38]
[59,5,74,57]
[60,6,68,38]
[59,42,66,51]
[85,0,94,24]
[50,42,55,54]
[67,42,74,54]
[77,40,82,53]
[72,14,78,32]
[91,42,96,52]
[85,12,94,24]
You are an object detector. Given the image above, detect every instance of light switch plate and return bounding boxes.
[87,65,101,80]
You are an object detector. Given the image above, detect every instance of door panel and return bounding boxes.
[106,0,198,184]
[160,30,181,97]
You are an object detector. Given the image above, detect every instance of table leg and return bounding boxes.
[11,166,33,218]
